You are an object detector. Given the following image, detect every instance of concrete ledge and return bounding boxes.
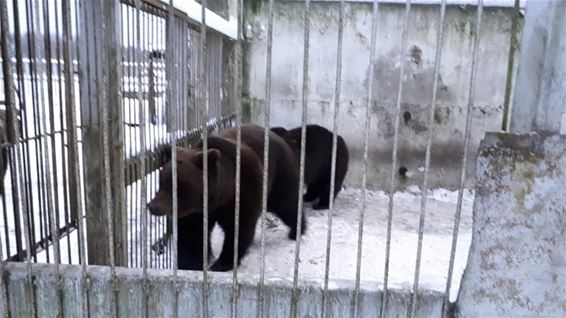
[0,262,445,317]
[456,132,566,317]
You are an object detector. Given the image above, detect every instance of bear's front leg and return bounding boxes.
[210,212,257,272]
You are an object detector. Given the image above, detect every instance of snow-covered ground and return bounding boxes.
[211,186,474,302]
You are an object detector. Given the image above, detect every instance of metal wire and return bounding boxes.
[409,1,447,317]
[231,0,244,316]
[291,1,311,317]
[322,0,344,317]
[381,1,412,317]
[443,1,483,316]
[256,0,274,316]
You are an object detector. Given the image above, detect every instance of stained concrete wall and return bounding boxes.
[0,262,445,317]
[242,1,522,190]
[456,133,566,317]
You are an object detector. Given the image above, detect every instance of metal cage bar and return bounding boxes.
[381,1,412,316]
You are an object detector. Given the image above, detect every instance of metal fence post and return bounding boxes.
[77,0,127,266]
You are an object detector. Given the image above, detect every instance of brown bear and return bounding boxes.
[270,124,349,210]
[147,124,305,272]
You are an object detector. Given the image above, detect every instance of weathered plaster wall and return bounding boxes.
[456,132,566,317]
[242,1,521,190]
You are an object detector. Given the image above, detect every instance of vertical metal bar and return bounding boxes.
[165,1,180,317]
[231,0,243,314]
[500,0,521,131]
[42,0,64,267]
[291,1,310,317]
[443,1,483,316]
[148,10,156,269]
[16,0,37,264]
[322,0,344,316]
[28,0,50,264]
[40,0,65,311]
[145,7,154,272]
[125,3,133,268]
[381,2,411,317]
[125,3,135,268]
[165,18,172,271]
[68,0,90,313]
[0,0,13,313]
[409,1,447,317]
[256,0,272,316]
[134,0,149,316]
[9,0,29,263]
[353,1,379,317]
[199,1,210,317]
[53,0,73,265]
[99,0,117,314]
[0,0,34,315]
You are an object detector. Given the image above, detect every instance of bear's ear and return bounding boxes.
[192,149,221,170]
[270,127,288,137]
[271,127,297,148]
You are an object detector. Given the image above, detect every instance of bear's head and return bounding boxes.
[147,145,221,218]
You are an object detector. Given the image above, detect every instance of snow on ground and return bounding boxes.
[210,186,474,302]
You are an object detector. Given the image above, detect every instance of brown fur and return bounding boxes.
[148,124,305,271]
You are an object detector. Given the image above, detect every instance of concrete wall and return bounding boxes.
[456,133,566,317]
[510,0,566,134]
[242,1,522,190]
[0,262,445,317]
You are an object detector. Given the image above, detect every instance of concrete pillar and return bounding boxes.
[510,0,566,134]
[456,132,566,317]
